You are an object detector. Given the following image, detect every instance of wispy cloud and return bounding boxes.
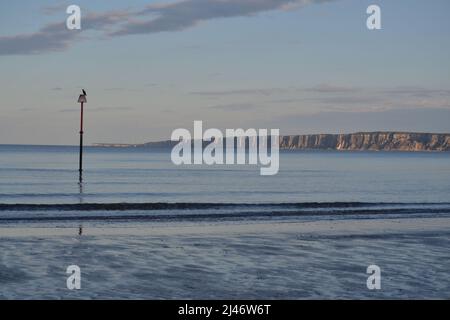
[273,108,450,134]
[60,106,134,113]
[191,87,289,96]
[0,22,78,55]
[304,83,362,93]
[208,103,259,111]
[41,3,70,15]
[112,0,332,36]
[378,86,450,98]
[191,84,450,113]
[0,9,131,56]
[190,83,361,97]
[0,0,334,56]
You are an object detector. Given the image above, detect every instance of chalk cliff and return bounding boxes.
[279,132,450,151]
[94,132,450,152]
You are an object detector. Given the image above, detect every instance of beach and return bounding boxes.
[2,0,450,306]
[1,216,449,299]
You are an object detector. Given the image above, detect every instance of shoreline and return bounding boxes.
[1,216,449,238]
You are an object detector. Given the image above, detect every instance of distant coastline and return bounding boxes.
[93,132,450,152]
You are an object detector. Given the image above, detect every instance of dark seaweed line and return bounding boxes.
[1,208,450,223]
[1,202,448,212]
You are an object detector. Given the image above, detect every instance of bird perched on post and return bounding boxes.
[82,89,87,96]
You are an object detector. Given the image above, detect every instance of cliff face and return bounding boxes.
[280,132,450,151]
[95,132,450,152]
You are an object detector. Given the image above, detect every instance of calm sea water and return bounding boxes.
[1,145,450,299]
[1,144,450,224]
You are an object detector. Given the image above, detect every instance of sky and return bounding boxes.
[0,0,449,145]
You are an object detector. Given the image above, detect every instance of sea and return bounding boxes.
[1,145,450,299]
[0,144,449,226]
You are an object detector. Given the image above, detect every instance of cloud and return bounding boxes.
[307,95,385,106]
[81,10,132,31]
[291,86,450,112]
[191,88,289,96]
[208,103,259,111]
[0,22,78,55]
[41,4,70,15]
[189,83,450,114]
[378,87,450,98]
[0,0,334,55]
[304,83,362,93]
[112,0,332,36]
[0,10,131,55]
[190,83,360,97]
[60,106,134,113]
[273,108,450,134]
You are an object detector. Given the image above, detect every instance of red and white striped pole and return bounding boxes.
[77,93,87,184]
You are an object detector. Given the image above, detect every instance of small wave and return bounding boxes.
[0,202,449,212]
[1,207,450,223]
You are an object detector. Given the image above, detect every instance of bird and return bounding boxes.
[82,89,87,96]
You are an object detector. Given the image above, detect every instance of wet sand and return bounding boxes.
[1,217,449,299]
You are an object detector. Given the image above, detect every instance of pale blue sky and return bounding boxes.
[0,0,449,145]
